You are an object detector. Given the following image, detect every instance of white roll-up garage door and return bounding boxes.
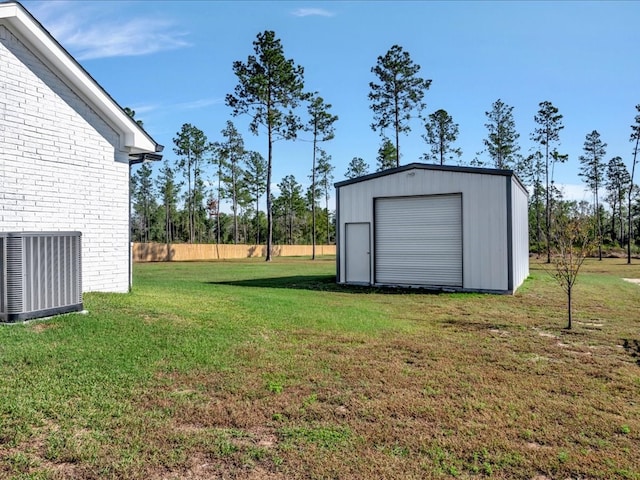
[375,194,462,287]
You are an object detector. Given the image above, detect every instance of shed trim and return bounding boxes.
[335,186,341,282]
[335,162,528,195]
[506,176,514,292]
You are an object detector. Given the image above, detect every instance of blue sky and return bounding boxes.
[25,0,640,208]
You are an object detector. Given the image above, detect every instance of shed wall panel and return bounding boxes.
[511,177,530,290]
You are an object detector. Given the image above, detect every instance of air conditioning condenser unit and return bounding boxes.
[0,232,82,322]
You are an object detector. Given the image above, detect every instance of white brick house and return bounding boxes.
[0,2,162,293]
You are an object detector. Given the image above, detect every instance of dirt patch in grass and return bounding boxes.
[28,320,59,333]
[129,321,639,479]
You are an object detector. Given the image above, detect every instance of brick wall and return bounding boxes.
[0,25,131,293]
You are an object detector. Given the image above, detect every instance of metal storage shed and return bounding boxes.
[335,163,529,294]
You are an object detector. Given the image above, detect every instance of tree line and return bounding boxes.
[130,31,640,263]
[130,121,336,250]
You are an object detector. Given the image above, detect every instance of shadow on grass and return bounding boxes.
[622,339,640,366]
[440,318,516,331]
[207,275,448,295]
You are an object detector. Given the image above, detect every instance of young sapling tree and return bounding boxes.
[548,208,594,329]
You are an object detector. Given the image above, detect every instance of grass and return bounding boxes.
[0,255,639,479]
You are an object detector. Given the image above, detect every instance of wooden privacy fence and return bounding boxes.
[132,243,336,262]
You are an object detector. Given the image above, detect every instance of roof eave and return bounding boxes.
[0,2,161,155]
[335,162,528,195]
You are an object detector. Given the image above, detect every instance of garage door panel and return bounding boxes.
[377,228,458,237]
[377,229,460,239]
[377,271,461,285]
[377,264,461,283]
[376,248,460,258]
[376,258,461,270]
[377,217,459,226]
[375,195,462,287]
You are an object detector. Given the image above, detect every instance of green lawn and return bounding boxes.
[1,256,639,479]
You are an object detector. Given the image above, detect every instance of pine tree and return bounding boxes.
[376,138,397,172]
[315,149,335,244]
[226,30,306,261]
[628,104,640,263]
[306,94,337,258]
[124,107,144,127]
[156,160,181,247]
[579,130,607,260]
[275,175,305,245]
[131,162,156,243]
[606,156,630,245]
[532,101,565,263]
[369,45,431,167]
[484,99,521,169]
[422,109,461,165]
[215,121,247,244]
[209,145,225,245]
[244,151,267,245]
[173,124,209,244]
[345,157,370,179]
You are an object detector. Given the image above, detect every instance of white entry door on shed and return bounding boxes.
[374,194,462,287]
[345,223,371,284]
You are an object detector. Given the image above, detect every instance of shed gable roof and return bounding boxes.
[0,1,162,156]
[334,162,528,194]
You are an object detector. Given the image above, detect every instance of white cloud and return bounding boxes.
[126,103,159,115]
[30,2,190,60]
[291,7,335,17]
[175,98,224,110]
[127,98,222,117]
[555,183,591,202]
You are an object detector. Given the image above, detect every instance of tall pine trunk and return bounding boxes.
[255,195,260,246]
[629,135,639,264]
[266,119,273,261]
[312,134,317,260]
[233,176,238,245]
[394,97,400,167]
[326,193,330,245]
[596,187,603,261]
[545,140,551,264]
